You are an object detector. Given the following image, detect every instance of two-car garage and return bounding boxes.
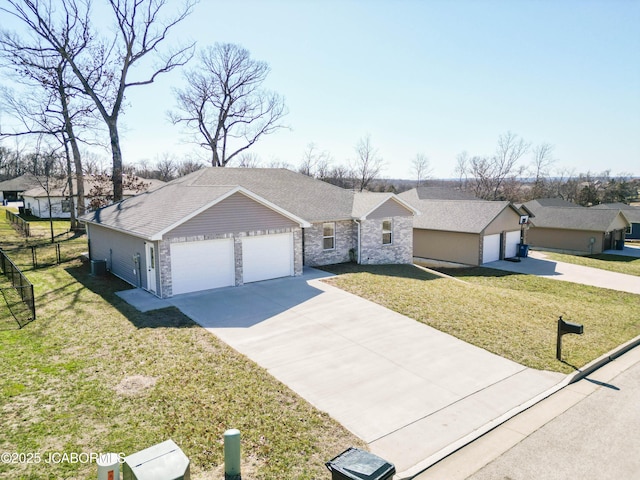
[170,233,294,295]
[482,231,521,264]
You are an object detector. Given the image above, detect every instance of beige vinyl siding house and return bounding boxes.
[82,168,417,298]
[399,188,523,266]
[523,199,630,254]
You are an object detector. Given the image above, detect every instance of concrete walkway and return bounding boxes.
[117,269,564,477]
[486,250,640,295]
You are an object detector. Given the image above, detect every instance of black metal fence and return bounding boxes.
[0,249,36,327]
[5,210,30,236]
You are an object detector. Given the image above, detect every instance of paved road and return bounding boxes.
[415,345,640,480]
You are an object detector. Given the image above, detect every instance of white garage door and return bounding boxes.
[171,239,235,295]
[242,233,293,283]
[482,234,501,264]
[505,230,521,259]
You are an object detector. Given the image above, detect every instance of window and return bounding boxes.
[61,198,71,213]
[382,219,392,245]
[323,222,335,250]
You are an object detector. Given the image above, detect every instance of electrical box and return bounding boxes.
[122,439,190,480]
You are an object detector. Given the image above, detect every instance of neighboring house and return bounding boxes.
[22,176,165,218]
[591,203,640,240]
[0,174,43,203]
[523,199,630,253]
[81,168,417,298]
[399,187,524,265]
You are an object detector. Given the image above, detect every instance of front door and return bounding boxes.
[145,242,157,294]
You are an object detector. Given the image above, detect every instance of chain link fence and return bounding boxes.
[0,249,35,328]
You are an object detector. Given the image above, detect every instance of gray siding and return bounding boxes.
[367,199,413,219]
[166,192,298,239]
[88,224,149,289]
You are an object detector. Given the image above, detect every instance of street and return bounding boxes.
[415,344,640,480]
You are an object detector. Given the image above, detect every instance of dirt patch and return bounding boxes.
[114,375,157,396]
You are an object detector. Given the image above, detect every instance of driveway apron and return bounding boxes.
[160,268,564,476]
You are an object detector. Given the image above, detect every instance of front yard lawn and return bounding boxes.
[540,251,640,277]
[1,258,364,480]
[321,264,640,374]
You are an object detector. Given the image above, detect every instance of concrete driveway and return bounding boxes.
[118,268,565,476]
[486,249,640,295]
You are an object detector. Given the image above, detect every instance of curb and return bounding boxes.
[401,334,640,479]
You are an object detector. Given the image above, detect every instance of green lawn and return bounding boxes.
[541,251,640,277]
[1,232,364,479]
[321,263,640,374]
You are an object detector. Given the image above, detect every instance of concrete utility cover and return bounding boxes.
[162,269,564,476]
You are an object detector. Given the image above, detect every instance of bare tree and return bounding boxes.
[2,0,196,202]
[0,25,100,228]
[236,152,261,168]
[411,153,431,187]
[170,43,287,167]
[154,152,177,181]
[351,135,384,192]
[298,142,331,178]
[455,151,469,189]
[176,158,205,176]
[528,143,555,200]
[461,132,529,200]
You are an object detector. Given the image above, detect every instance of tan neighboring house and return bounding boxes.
[523,199,630,254]
[399,187,524,265]
[22,176,164,219]
[80,168,418,298]
[591,203,640,240]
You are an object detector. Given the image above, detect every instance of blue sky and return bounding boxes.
[3,0,640,179]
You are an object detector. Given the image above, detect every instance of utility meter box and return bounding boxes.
[326,448,395,480]
[122,439,190,480]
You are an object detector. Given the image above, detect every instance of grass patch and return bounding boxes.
[1,230,364,479]
[320,263,640,374]
[541,251,640,276]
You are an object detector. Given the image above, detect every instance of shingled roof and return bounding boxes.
[523,200,630,231]
[399,188,517,233]
[591,203,640,223]
[81,168,415,240]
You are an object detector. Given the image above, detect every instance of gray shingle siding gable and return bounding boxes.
[366,199,413,219]
[165,192,298,239]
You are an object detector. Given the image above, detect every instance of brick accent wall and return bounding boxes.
[359,216,413,264]
[303,220,356,266]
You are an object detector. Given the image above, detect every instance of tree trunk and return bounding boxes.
[108,120,123,202]
[62,138,78,230]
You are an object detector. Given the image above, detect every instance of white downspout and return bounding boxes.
[355,219,361,264]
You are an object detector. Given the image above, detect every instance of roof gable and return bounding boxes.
[352,192,418,219]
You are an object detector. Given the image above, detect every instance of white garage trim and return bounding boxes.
[171,238,235,295]
[482,234,501,264]
[242,233,294,283]
[505,230,521,258]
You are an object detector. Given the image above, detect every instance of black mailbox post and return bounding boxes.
[556,316,584,361]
